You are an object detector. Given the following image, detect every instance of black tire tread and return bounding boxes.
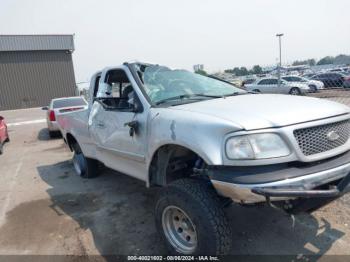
[72,142,99,178]
[82,157,99,178]
[158,178,232,255]
[48,130,59,138]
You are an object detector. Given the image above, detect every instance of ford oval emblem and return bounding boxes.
[327,131,340,142]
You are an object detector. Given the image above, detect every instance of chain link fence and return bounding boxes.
[212,65,350,95]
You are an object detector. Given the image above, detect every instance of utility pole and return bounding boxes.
[276,33,284,87]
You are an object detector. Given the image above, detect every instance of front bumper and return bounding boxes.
[209,151,350,203]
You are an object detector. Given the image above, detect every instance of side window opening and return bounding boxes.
[93,75,101,98]
[96,69,136,111]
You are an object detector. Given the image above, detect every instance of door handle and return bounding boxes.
[124,121,139,136]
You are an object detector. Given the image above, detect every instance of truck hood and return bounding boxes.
[170,94,350,130]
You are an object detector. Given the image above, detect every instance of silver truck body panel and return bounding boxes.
[57,63,350,202]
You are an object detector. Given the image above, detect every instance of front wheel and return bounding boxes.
[309,85,317,92]
[289,87,301,95]
[72,143,99,178]
[155,178,232,255]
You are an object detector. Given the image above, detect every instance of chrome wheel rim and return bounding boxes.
[290,89,299,95]
[162,206,197,254]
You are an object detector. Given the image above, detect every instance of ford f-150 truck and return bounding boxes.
[58,62,350,255]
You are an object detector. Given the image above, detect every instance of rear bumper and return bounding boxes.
[47,120,60,131]
[209,152,350,203]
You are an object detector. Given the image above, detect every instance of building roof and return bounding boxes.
[0,34,74,52]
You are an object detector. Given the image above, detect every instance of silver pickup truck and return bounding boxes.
[58,62,350,255]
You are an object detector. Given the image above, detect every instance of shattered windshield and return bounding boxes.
[133,64,245,105]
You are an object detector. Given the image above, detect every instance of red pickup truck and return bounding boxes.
[0,116,9,154]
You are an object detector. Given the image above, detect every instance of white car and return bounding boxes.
[245,77,311,95]
[282,75,324,92]
[42,96,88,137]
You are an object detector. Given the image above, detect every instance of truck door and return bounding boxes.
[88,68,147,181]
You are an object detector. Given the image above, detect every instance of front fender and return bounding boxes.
[146,108,243,168]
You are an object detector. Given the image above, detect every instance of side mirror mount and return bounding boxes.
[42,106,49,110]
[132,101,143,113]
[131,95,143,113]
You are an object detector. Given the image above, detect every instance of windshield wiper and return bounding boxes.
[155,93,222,105]
[224,91,254,97]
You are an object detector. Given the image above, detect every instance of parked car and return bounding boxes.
[311,72,350,88]
[0,116,9,154]
[42,97,88,138]
[282,75,324,92]
[329,68,349,73]
[241,78,256,87]
[230,78,243,87]
[58,62,350,255]
[207,75,240,87]
[303,73,316,79]
[245,77,311,95]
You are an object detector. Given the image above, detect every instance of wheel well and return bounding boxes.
[66,133,77,151]
[149,145,207,187]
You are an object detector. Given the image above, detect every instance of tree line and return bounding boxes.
[293,54,350,66]
[218,54,350,77]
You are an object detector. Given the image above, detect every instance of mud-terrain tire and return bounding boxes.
[155,178,232,255]
[72,142,99,178]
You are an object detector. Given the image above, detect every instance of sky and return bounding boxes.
[0,0,349,82]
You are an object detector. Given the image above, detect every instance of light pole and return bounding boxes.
[276,33,284,87]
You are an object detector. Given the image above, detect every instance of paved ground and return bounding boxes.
[1,90,350,259]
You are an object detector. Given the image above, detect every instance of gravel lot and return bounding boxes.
[0,90,350,259]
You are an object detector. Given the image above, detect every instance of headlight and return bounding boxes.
[225,133,290,160]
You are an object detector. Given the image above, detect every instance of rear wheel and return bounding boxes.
[49,130,61,138]
[72,143,99,178]
[155,178,232,255]
[289,87,301,95]
[5,132,9,143]
[253,89,261,93]
[0,143,3,155]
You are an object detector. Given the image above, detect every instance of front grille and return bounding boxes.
[294,119,350,156]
